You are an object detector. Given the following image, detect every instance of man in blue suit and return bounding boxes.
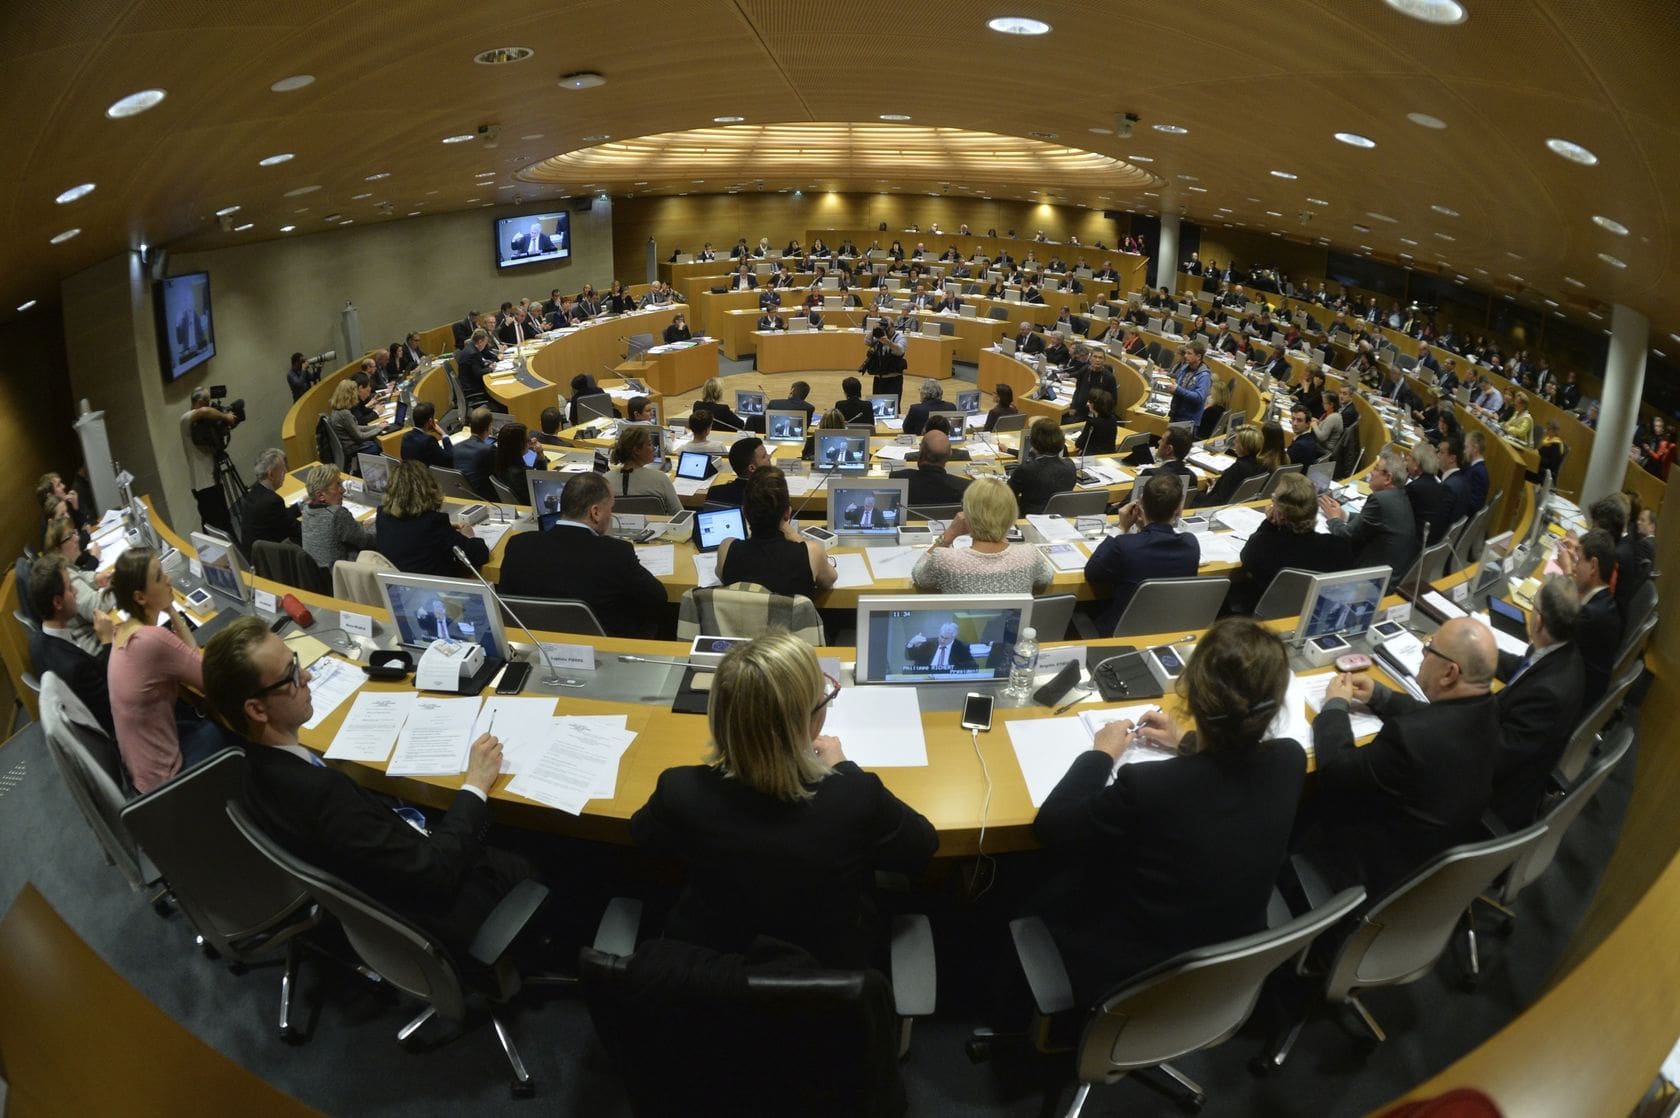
[451,406,498,500]
[1438,432,1474,529]
[1463,431,1490,512]
[398,401,454,468]
[1085,474,1200,634]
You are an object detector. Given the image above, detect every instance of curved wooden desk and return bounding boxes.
[752,326,956,381]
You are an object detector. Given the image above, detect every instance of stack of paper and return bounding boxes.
[472,518,518,553]
[1298,673,1385,739]
[471,696,561,774]
[1214,506,1267,537]
[830,553,874,588]
[1026,514,1085,544]
[635,544,675,576]
[1190,451,1237,473]
[324,690,417,761]
[300,657,365,731]
[1195,532,1245,567]
[387,696,482,775]
[506,716,638,814]
[693,554,722,587]
[821,687,928,767]
[1005,704,1174,808]
[1041,542,1088,572]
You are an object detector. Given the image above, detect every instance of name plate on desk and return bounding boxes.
[254,589,278,614]
[539,643,597,671]
[341,611,374,639]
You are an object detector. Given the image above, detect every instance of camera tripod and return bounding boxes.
[214,447,247,517]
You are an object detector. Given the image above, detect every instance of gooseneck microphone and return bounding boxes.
[451,546,581,688]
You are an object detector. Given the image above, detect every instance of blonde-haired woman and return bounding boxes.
[630,632,937,967]
[327,378,383,463]
[374,460,487,575]
[696,376,746,432]
[609,425,682,515]
[1194,424,1269,508]
[912,477,1053,595]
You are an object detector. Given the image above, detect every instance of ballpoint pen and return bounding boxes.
[1051,689,1093,716]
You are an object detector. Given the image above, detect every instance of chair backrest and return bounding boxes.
[1257,464,1303,499]
[225,801,468,1023]
[575,396,617,424]
[1076,887,1366,1084]
[578,937,904,1118]
[1031,593,1076,642]
[1041,490,1109,518]
[1114,577,1231,637]
[38,673,150,889]
[1333,427,1363,481]
[13,556,37,625]
[1458,503,1494,564]
[499,595,606,637]
[1402,537,1454,590]
[1441,515,1470,555]
[1554,664,1640,783]
[610,495,668,516]
[1252,568,1316,622]
[1117,431,1152,454]
[428,465,483,502]
[487,475,518,504]
[677,584,825,644]
[317,414,349,472]
[1324,822,1548,1003]
[251,540,331,596]
[1617,579,1658,658]
[1227,471,1271,505]
[120,748,311,958]
[331,551,396,608]
[1499,727,1632,905]
[904,503,962,522]
[13,607,38,635]
[1610,611,1658,684]
[991,413,1028,434]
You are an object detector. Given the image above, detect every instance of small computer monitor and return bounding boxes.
[814,432,870,470]
[693,505,745,553]
[527,470,569,531]
[189,531,249,603]
[1306,460,1335,494]
[358,453,390,495]
[376,571,508,660]
[765,409,807,443]
[870,394,899,420]
[127,496,165,554]
[827,480,908,534]
[955,389,981,414]
[1294,565,1393,645]
[735,390,765,416]
[926,411,968,443]
[854,594,1033,684]
[676,450,715,481]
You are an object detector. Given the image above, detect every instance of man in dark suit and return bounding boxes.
[731,266,758,291]
[1402,442,1451,544]
[1287,405,1322,466]
[239,448,302,548]
[705,438,769,507]
[1437,431,1473,529]
[398,401,454,469]
[497,473,666,639]
[451,407,497,499]
[890,431,970,506]
[496,307,538,346]
[1558,530,1624,707]
[1462,431,1491,512]
[767,381,816,424]
[1489,576,1585,827]
[1319,448,1418,586]
[1136,427,1195,478]
[1305,617,1501,894]
[902,622,977,671]
[27,557,115,737]
[204,618,534,957]
[757,287,782,312]
[1084,474,1200,635]
[454,328,493,410]
[1012,321,1046,356]
[511,221,554,256]
[1259,349,1292,381]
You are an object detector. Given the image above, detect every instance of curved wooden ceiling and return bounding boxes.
[2,0,1675,356]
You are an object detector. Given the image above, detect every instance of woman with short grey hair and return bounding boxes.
[301,462,377,568]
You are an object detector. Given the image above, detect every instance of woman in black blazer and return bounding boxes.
[1073,388,1118,456]
[695,377,747,432]
[1195,425,1269,508]
[373,460,489,576]
[1230,473,1354,613]
[631,633,937,969]
[1033,618,1307,1002]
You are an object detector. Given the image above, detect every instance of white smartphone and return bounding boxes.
[802,526,838,545]
[960,692,995,732]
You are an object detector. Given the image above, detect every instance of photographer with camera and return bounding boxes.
[180,385,243,532]
[861,322,907,398]
[285,350,331,401]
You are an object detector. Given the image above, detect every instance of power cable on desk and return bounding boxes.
[968,726,996,902]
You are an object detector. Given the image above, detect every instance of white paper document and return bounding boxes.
[1077,706,1179,767]
[301,656,365,731]
[1189,452,1236,473]
[386,695,482,775]
[829,552,874,588]
[1265,674,1316,752]
[472,519,518,553]
[471,695,560,774]
[822,686,928,767]
[865,545,921,582]
[324,690,418,762]
[1006,702,1167,808]
[1041,542,1087,572]
[1195,532,1245,567]
[635,544,675,576]
[673,477,710,496]
[692,554,722,587]
[1026,514,1084,544]
[1298,672,1384,740]
[507,717,635,814]
[873,443,915,462]
[1214,506,1267,537]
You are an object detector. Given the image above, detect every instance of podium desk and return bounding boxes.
[640,339,720,396]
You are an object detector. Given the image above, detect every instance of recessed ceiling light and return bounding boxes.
[1306,197,1329,206]
[1367,212,1398,223]
[1176,174,1198,182]
[1591,215,1629,235]
[258,153,294,167]
[1507,273,1525,282]
[1598,252,1627,268]
[1088,126,1112,135]
[713,115,744,124]
[54,182,96,205]
[1187,186,1207,193]
[1265,211,1283,217]
[1670,333,1680,345]
[472,46,534,65]
[1546,138,1598,166]
[1334,132,1377,148]
[364,171,390,181]
[879,113,911,121]
[474,171,496,178]
[580,134,609,142]
[280,225,296,232]
[1430,204,1459,217]
[284,184,320,196]
[408,211,421,216]
[1127,154,1154,163]
[233,223,254,232]
[17,300,37,312]
[1543,298,1559,307]
[1400,236,1419,245]
[1216,207,1232,213]
[1564,276,1586,288]
[1152,123,1188,135]
[1400,252,1413,259]
[339,219,354,225]
[1407,112,1447,129]
[558,71,606,89]
[1269,170,1297,180]
[1434,232,1456,241]
[215,205,241,217]
[269,74,314,92]
[1587,311,1604,321]
[351,192,372,200]
[442,133,475,144]
[987,16,1051,34]
[1383,0,1467,24]
[106,89,166,118]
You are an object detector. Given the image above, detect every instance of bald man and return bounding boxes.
[890,429,971,505]
[1304,617,1502,893]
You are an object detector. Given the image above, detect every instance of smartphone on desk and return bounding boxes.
[960,692,995,732]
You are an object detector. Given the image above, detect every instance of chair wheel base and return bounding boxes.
[1248,1054,1280,1077]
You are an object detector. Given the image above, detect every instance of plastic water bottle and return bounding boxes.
[1005,627,1039,700]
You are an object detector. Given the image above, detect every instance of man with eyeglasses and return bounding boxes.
[1301,616,1502,895]
[203,617,537,956]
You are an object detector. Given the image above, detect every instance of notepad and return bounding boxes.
[1006,703,1173,808]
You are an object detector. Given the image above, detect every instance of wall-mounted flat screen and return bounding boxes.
[495,211,571,269]
[154,272,215,382]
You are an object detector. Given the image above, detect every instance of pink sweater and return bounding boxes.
[109,625,203,794]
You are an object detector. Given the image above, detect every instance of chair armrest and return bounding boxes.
[890,913,936,1017]
[467,879,550,968]
[1287,853,1334,913]
[592,896,643,957]
[1266,886,1293,929]
[1480,808,1511,838]
[1008,916,1074,1016]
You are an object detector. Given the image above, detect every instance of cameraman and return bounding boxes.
[286,352,310,401]
[180,385,240,533]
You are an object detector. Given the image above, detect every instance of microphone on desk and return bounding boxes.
[451,546,581,689]
[790,461,843,521]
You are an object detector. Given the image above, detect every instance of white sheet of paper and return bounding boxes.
[1196,532,1244,567]
[866,546,920,581]
[1042,542,1087,572]
[555,715,637,796]
[324,690,417,762]
[472,695,560,774]
[1026,514,1084,543]
[692,554,722,587]
[1214,506,1267,537]
[472,519,517,553]
[507,718,630,814]
[822,686,928,767]
[1190,452,1236,473]
[300,656,365,731]
[873,444,915,462]
[829,552,874,588]
[1298,672,1384,739]
[1006,717,1094,808]
[635,544,675,576]
[386,695,482,775]
[673,477,709,496]
[1266,674,1316,751]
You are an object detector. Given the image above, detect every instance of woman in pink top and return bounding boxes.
[107,549,224,793]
